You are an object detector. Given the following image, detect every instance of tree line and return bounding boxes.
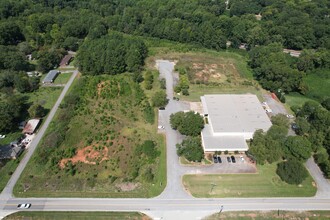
[76,33,147,75]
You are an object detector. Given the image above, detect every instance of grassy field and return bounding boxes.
[54,72,73,84]
[14,74,166,198]
[183,163,316,198]
[304,70,330,101]
[285,92,317,108]
[205,211,330,220]
[4,211,149,220]
[25,87,62,111]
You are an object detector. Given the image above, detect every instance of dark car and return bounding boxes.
[159,107,165,110]
[217,155,222,163]
[213,155,218,163]
[227,156,231,163]
[231,156,236,163]
[291,123,298,130]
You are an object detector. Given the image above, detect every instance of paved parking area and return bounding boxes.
[184,155,257,174]
[263,94,288,115]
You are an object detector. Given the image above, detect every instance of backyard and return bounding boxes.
[14,74,166,198]
[183,163,316,198]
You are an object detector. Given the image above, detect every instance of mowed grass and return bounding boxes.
[182,163,316,198]
[285,92,318,108]
[25,87,62,110]
[54,72,73,84]
[4,211,150,220]
[304,71,330,100]
[205,211,330,220]
[14,75,166,198]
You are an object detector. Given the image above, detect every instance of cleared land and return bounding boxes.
[183,163,316,198]
[205,211,330,220]
[147,51,260,102]
[4,211,150,220]
[14,74,166,198]
[54,72,73,84]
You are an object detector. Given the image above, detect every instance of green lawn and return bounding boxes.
[182,163,316,198]
[4,211,149,220]
[285,92,316,107]
[304,71,330,100]
[54,72,73,84]
[25,87,62,110]
[205,211,330,220]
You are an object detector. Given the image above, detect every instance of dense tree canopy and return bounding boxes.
[276,160,308,185]
[177,136,204,162]
[77,33,147,75]
[170,111,204,136]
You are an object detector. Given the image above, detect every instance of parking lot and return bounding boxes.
[184,154,257,174]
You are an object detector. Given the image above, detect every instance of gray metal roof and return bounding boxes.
[201,94,272,134]
[43,70,59,83]
[201,125,248,152]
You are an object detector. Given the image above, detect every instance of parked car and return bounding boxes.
[158,125,165,129]
[227,156,231,163]
[159,107,165,110]
[291,123,298,130]
[17,203,31,209]
[231,156,236,163]
[239,156,245,162]
[0,134,6,139]
[217,155,222,163]
[213,155,218,163]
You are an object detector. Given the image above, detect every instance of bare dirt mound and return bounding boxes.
[59,145,109,168]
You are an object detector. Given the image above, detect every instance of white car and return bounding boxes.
[0,134,5,139]
[158,125,165,129]
[239,156,245,162]
[17,203,31,209]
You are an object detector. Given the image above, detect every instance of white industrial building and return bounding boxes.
[201,94,272,152]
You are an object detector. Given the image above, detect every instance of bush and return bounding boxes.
[177,136,204,162]
[276,160,308,184]
[170,111,204,136]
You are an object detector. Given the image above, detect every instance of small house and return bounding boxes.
[23,119,40,135]
[60,54,73,67]
[43,70,60,84]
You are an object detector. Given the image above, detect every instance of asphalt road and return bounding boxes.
[1,65,330,220]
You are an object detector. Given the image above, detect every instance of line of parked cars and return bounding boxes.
[213,155,245,164]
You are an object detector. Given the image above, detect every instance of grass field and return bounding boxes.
[285,92,317,108]
[25,87,62,111]
[304,70,330,101]
[182,163,316,198]
[54,72,73,84]
[4,211,149,220]
[14,74,166,198]
[205,211,330,220]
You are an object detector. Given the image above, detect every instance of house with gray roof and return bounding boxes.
[42,70,60,84]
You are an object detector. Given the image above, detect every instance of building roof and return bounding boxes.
[60,54,73,66]
[23,119,40,134]
[43,70,59,83]
[201,125,248,151]
[202,94,272,134]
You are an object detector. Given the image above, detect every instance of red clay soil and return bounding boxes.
[59,145,109,168]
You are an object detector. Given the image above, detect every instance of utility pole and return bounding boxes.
[210,183,217,193]
[219,205,224,214]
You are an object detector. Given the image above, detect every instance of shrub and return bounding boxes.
[276,160,308,184]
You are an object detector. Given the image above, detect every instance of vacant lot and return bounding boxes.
[14,74,165,198]
[183,163,316,198]
[25,87,62,111]
[4,211,150,220]
[147,51,260,102]
[205,211,330,220]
